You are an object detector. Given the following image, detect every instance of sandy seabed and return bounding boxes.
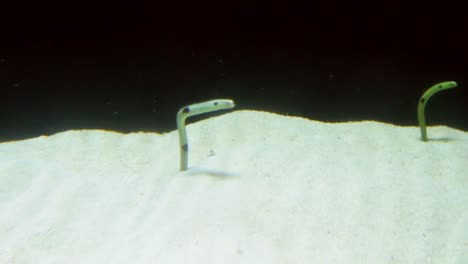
[0,110,467,263]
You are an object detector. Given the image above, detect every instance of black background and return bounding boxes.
[1,1,466,142]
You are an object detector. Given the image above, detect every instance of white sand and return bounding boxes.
[0,110,467,263]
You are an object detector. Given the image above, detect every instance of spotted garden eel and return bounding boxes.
[177,99,235,171]
[417,81,458,142]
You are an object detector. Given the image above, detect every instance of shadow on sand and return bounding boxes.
[182,167,239,179]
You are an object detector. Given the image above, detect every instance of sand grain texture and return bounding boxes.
[0,110,467,263]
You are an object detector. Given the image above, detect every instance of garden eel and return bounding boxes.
[418,81,458,141]
[177,99,235,171]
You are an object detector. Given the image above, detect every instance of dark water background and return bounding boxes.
[1,2,466,142]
